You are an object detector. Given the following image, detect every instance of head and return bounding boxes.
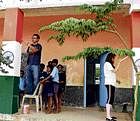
[48,61,52,66]
[57,64,63,72]
[51,59,58,67]
[46,65,53,73]
[32,34,40,44]
[106,53,116,67]
[40,63,45,72]
[20,70,24,77]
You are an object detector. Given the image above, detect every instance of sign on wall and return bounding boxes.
[0,41,21,76]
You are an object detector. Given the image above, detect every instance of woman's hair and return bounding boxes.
[106,53,116,68]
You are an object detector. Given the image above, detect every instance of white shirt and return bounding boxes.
[104,62,116,86]
[50,66,59,83]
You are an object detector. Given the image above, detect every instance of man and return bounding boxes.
[26,34,42,94]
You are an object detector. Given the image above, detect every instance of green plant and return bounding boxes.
[62,47,134,61]
[39,0,138,120]
[95,67,100,79]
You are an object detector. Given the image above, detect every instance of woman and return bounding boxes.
[104,53,127,121]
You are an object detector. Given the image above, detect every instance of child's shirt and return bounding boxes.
[50,66,59,83]
[19,77,26,91]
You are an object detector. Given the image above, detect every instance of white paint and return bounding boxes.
[0,41,21,77]
[132,48,140,86]
[130,0,140,13]
[0,0,131,9]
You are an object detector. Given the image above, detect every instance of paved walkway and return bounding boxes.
[0,106,132,121]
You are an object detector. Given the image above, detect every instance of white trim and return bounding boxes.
[130,0,140,13]
[83,59,86,108]
[0,0,131,10]
[107,85,111,104]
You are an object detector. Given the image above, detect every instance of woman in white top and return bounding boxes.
[104,53,128,121]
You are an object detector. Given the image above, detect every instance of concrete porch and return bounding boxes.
[0,106,132,121]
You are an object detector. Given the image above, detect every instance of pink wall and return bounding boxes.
[131,12,140,47]
[0,13,132,86]
[0,18,4,40]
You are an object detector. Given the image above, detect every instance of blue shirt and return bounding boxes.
[27,43,42,65]
[19,77,26,91]
[50,67,59,83]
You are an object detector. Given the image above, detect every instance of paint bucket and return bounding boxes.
[23,104,30,114]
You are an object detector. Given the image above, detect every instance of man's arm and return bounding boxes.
[27,44,42,54]
[40,75,51,84]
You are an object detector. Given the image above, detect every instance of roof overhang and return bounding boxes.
[0,3,130,18]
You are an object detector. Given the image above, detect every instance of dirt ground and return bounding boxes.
[0,106,132,121]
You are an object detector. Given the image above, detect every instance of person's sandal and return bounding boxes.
[111,116,117,119]
[106,118,117,121]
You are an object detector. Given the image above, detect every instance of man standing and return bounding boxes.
[26,34,42,94]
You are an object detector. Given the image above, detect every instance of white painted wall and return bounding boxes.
[132,48,140,85]
[0,0,132,9]
[0,41,21,77]
[130,0,140,12]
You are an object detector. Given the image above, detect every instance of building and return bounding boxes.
[0,0,140,120]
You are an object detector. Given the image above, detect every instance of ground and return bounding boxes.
[0,106,132,121]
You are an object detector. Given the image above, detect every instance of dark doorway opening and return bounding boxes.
[86,57,100,107]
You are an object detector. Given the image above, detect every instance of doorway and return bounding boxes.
[86,57,100,107]
[85,52,109,107]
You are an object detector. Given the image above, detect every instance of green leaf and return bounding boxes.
[62,47,134,61]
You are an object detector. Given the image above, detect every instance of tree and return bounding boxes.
[39,0,139,121]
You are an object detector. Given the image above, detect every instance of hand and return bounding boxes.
[27,42,31,47]
[40,76,44,80]
[40,80,45,84]
[60,81,64,83]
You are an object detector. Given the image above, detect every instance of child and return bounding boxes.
[41,59,59,113]
[39,63,46,81]
[19,70,26,106]
[41,64,53,113]
[57,64,66,112]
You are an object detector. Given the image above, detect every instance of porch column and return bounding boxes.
[131,11,140,121]
[0,8,24,114]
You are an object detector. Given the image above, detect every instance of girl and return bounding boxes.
[104,53,127,121]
